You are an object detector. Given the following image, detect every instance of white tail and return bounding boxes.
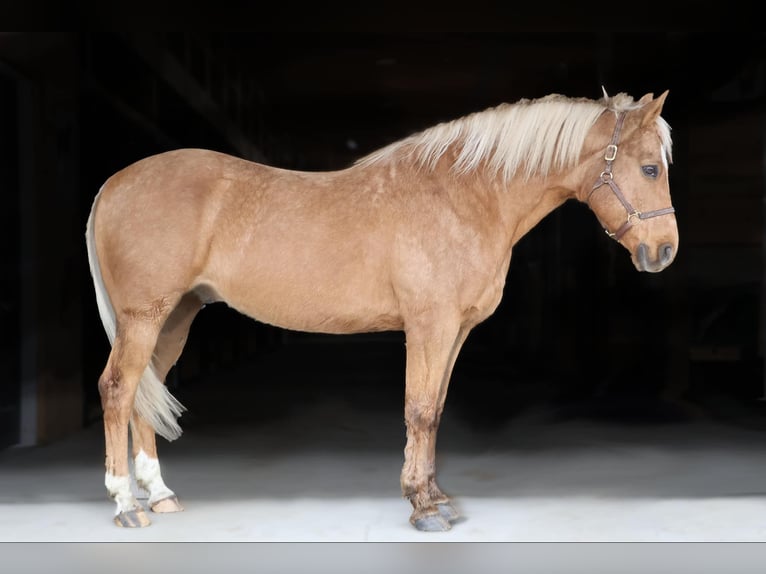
[85,186,186,441]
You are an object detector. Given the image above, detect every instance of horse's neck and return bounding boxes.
[478,171,576,249]
[415,147,581,249]
[351,154,579,251]
[514,182,572,243]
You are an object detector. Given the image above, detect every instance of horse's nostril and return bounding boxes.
[659,243,674,265]
[637,243,649,271]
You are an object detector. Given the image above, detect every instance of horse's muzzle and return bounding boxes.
[635,242,675,273]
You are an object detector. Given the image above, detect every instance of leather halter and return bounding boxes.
[587,112,675,241]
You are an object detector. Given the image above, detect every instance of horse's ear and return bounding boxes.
[640,90,669,127]
[638,93,654,105]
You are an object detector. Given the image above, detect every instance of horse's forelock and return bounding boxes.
[603,92,673,165]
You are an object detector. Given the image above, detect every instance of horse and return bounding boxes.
[85,89,677,531]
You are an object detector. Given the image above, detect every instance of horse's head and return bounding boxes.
[584,91,678,273]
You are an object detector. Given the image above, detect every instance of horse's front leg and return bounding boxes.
[402,315,467,532]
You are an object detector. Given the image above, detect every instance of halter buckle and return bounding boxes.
[604,144,618,161]
[604,229,616,238]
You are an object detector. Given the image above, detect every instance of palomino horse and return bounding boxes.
[86,90,677,531]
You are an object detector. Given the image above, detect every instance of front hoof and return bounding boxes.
[436,502,459,522]
[114,507,151,528]
[151,495,184,513]
[411,511,451,532]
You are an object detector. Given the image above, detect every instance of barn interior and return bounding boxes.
[1,21,766,543]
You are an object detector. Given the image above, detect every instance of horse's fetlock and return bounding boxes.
[405,404,439,431]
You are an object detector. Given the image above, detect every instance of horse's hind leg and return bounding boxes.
[130,417,182,513]
[401,314,467,532]
[130,293,203,514]
[99,318,166,527]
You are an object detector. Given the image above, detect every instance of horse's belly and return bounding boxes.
[209,272,403,334]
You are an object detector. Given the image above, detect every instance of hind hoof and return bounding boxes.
[436,502,459,522]
[411,511,451,532]
[114,507,151,528]
[151,495,184,513]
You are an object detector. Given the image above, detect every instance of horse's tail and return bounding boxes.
[85,185,186,442]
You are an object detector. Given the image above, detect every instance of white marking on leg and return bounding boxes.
[134,449,175,505]
[105,472,139,515]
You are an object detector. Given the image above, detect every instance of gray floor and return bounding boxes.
[4,388,766,542]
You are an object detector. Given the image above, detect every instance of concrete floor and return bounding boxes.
[4,399,766,541]
[3,342,766,542]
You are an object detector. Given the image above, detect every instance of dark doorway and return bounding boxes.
[0,70,20,448]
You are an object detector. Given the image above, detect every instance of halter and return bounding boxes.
[587,112,675,241]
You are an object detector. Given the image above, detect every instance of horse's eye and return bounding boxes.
[641,165,659,178]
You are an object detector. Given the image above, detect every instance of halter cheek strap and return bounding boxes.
[587,112,675,241]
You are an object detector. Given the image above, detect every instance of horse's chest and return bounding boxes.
[456,254,510,324]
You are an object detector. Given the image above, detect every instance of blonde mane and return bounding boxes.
[356,92,673,181]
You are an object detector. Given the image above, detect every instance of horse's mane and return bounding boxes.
[355,92,673,182]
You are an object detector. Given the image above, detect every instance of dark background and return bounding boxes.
[1,19,765,449]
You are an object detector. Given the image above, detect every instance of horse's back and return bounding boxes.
[98,148,260,206]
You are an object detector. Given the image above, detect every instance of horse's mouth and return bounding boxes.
[635,242,676,273]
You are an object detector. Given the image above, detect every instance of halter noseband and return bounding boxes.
[587,112,675,241]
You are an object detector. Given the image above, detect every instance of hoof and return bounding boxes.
[411,511,451,532]
[436,502,459,522]
[114,507,151,528]
[151,495,184,513]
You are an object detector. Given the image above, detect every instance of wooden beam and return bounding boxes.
[120,33,265,162]
[84,76,180,149]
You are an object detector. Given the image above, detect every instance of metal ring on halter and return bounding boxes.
[599,171,613,182]
[627,211,641,223]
